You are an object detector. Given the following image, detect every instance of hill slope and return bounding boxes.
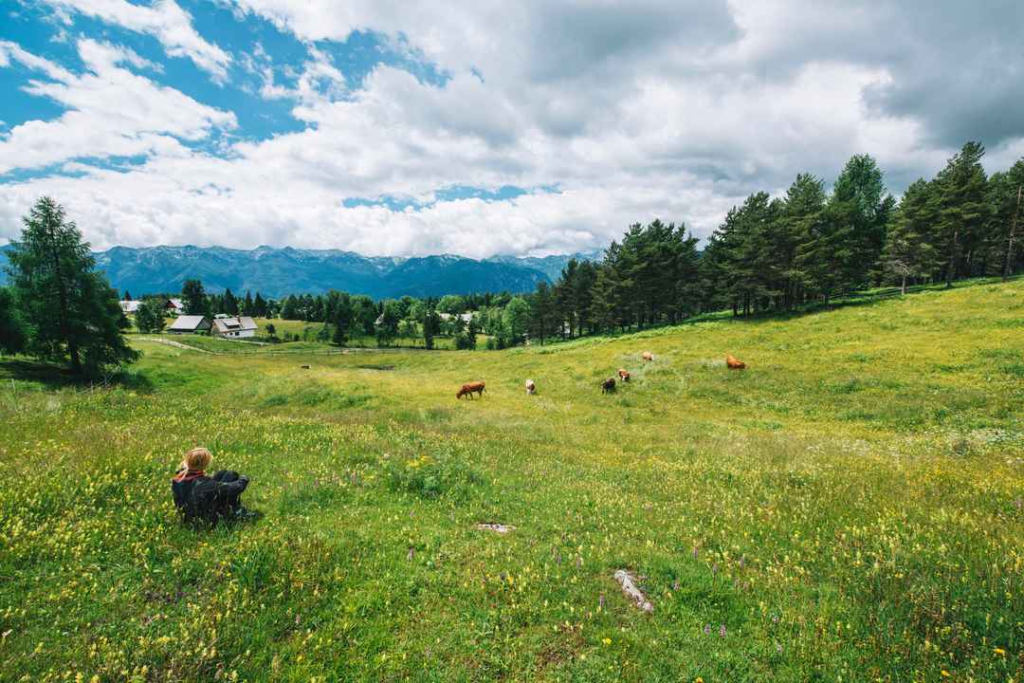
[1,279,1022,681]
[0,244,595,298]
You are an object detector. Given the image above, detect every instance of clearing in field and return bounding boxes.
[2,280,1023,681]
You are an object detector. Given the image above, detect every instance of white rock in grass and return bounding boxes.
[475,523,515,534]
[614,570,653,613]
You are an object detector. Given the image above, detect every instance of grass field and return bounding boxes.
[2,280,1024,681]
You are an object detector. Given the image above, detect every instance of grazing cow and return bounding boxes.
[301,365,311,369]
[726,354,746,370]
[525,379,536,395]
[457,381,486,399]
[618,368,630,382]
[601,377,617,394]
[642,351,654,363]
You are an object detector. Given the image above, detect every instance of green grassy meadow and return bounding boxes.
[2,280,1024,681]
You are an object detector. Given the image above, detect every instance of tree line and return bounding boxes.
[2,143,1020,371]
[524,142,1023,342]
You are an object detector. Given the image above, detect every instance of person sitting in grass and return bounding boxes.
[172,447,255,524]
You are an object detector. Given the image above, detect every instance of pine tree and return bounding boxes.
[253,292,268,317]
[5,197,138,373]
[503,296,530,343]
[423,302,440,350]
[332,292,353,345]
[984,160,1024,279]
[223,288,239,315]
[830,154,892,290]
[281,295,300,320]
[554,259,579,338]
[528,282,555,344]
[881,179,940,293]
[182,279,209,316]
[778,174,827,308]
[352,295,377,335]
[589,266,618,333]
[375,300,401,347]
[0,287,27,355]
[935,142,989,287]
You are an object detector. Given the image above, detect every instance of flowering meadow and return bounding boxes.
[1,280,1023,682]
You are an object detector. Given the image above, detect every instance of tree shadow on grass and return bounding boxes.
[0,358,155,393]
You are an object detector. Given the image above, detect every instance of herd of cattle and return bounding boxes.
[456,351,747,399]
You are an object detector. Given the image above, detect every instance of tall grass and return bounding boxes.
[1,279,1022,681]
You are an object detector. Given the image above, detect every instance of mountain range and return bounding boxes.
[0,244,602,299]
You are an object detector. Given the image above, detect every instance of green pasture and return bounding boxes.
[1,280,1023,681]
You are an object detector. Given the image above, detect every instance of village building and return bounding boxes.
[119,300,142,314]
[167,315,211,334]
[165,298,185,315]
[211,316,258,338]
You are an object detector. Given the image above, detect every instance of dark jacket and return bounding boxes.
[172,469,248,524]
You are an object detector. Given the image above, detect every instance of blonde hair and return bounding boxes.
[180,447,212,473]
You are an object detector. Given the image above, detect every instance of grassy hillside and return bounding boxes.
[1,280,1023,681]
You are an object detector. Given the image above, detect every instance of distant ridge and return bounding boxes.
[0,244,600,299]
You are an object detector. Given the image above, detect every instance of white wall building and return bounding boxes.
[211,316,258,338]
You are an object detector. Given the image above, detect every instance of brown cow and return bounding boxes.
[457,381,486,399]
[642,351,654,363]
[525,379,536,395]
[726,354,746,370]
[601,377,617,393]
[618,368,631,382]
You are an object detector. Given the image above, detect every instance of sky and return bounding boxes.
[1,1,1023,257]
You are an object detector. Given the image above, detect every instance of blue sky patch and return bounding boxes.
[343,184,561,211]
[0,0,450,176]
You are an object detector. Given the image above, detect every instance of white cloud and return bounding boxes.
[0,39,235,175]
[2,1,1023,257]
[41,0,232,82]
[258,44,345,105]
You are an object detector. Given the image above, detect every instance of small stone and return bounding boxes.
[613,570,653,613]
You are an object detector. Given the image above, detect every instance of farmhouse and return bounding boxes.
[167,315,211,334]
[119,300,142,314]
[165,298,185,315]
[212,316,258,338]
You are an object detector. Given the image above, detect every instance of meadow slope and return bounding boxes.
[2,280,1023,682]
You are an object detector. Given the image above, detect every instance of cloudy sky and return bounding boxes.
[1,1,1023,257]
